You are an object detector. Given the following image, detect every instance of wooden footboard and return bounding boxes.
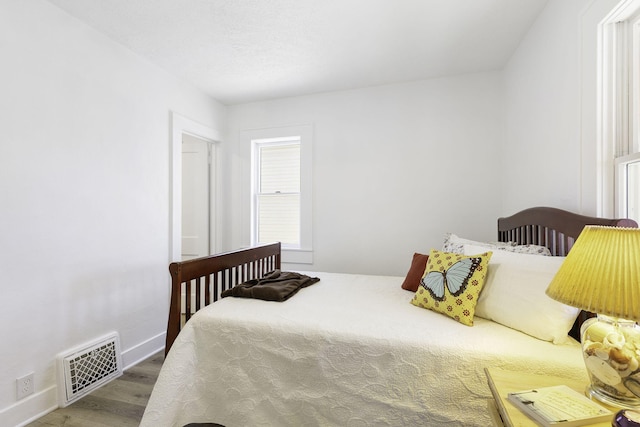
[497,206,638,339]
[165,242,281,354]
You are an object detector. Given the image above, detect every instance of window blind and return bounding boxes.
[256,142,301,246]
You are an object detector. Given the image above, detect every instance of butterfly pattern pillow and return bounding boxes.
[411,249,492,326]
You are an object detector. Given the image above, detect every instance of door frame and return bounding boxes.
[170,112,221,262]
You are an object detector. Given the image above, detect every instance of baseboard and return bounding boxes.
[122,331,166,369]
[0,385,57,427]
[0,331,166,427]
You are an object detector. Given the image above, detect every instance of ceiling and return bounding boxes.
[46,0,548,105]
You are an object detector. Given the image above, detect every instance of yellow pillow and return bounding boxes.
[411,249,492,326]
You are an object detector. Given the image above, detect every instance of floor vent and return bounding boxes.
[57,332,123,407]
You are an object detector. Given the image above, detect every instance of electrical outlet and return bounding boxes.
[16,373,34,399]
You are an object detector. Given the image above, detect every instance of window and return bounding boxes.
[600,2,640,223]
[244,125,313,264]
[616,153,640,222]
[253,139,301,247]
[614,10,640,223]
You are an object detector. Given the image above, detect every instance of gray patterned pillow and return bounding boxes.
[442,233,551,256]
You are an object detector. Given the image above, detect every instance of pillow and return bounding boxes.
[464,244,580,343]
[443,233,551,256]
[401,253,429,292]
[411,249,492,326]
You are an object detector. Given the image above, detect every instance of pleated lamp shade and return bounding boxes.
[546,225,640,321]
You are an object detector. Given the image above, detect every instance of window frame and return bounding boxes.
[253,137,302,248]
[615,152,640,220]
[243,124,313,264]
[599,0,640,222]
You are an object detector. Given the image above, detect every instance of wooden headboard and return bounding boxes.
[498,206,638,255]
[497,206,638,339]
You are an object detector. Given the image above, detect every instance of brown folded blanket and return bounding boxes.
[221,270,320,302]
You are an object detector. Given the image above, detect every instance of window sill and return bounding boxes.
[282,248,313,265]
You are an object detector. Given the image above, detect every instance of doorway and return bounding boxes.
[181,134,215,260]
[170,113,220,262]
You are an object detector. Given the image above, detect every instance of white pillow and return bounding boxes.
[443,233,551,256]
[464,244,580,344]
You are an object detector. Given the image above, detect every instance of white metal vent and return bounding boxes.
[57,332,123,407]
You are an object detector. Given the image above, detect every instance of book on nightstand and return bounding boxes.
[507,384,613,427]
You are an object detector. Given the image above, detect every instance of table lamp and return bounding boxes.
[546,225,640,408]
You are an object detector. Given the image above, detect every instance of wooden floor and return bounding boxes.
[26,351,163,427]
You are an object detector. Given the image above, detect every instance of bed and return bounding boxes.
[142,207,637,427]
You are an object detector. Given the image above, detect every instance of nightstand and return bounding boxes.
[485,368,614,427]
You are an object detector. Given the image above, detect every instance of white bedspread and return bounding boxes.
[141,272,587,427]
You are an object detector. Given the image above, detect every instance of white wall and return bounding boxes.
[226,73,505,276]
[578,0,626,217]
[503,0,587,214]
[503,0,628,217]
[0,1,225,425]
